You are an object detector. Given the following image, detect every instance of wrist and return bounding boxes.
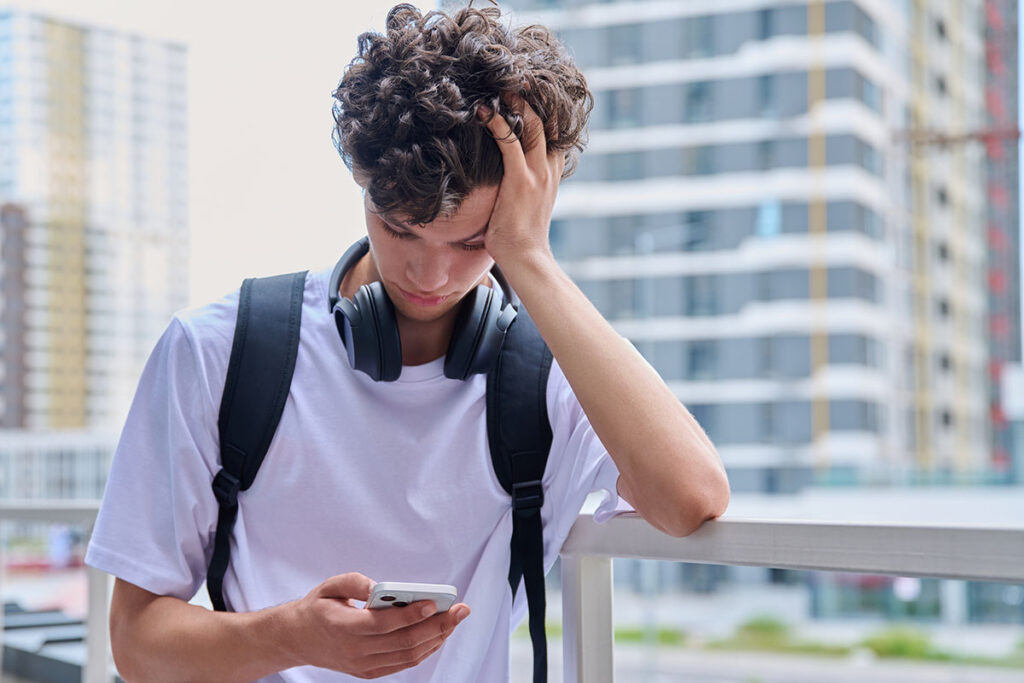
[492,246,558,284]
[250,600,307,672]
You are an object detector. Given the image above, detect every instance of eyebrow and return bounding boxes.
[383,216,488,243]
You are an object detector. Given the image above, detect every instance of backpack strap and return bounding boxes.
[486,304,554,683]
[207,271,307,611]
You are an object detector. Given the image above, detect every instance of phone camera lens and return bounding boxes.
[392,601,409,607]
[381,595,396,602]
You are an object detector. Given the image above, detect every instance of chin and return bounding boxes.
[389,289,464,323]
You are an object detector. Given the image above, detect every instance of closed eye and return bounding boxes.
[381,222,486,251]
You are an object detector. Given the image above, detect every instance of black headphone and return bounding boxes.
[328,236,518,382]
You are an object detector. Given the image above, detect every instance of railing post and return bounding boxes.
[560,554,613,683]
[84,566,112,683]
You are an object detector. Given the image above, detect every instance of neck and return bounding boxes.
[395,314,457,366]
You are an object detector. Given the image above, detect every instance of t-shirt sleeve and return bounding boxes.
[540,356,635,562]
[85,316,221,600]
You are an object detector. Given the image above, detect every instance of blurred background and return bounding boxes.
[0,0,1022,681]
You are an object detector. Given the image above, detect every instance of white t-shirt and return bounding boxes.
[85,265,628,682]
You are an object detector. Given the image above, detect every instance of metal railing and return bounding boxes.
[2,503,1023,683]
[0,500,109,683]
[559,512,1024,682]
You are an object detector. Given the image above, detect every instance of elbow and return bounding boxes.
[109,579,162,682]
[662,466,731,538]
[110,610,141,682]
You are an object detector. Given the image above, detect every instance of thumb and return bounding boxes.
[317,572,376,601]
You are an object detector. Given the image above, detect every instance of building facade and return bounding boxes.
[0,9,188,431]
[501,0,1016,490]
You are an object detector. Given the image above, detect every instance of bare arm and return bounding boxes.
[110,573,470,682]
[111,579,298,682]
[480,99,730,537]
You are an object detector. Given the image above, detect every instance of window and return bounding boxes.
[609,151,644,181]
[758,73,777,116]
[686,276,717,316]
[609,215,640,255]
[687,341,716,379]
[757,139,774,171]
[758,8,774,41]
[608,88,641,128]
[608,23,643,66]
[683,211,711,250]
[830,400,880,432]
[684,81,712,123]
[862,78,882,111]
[756,199,782,237]
[682,145,714,175]
[854,5,880,47]
[684,16,714,58]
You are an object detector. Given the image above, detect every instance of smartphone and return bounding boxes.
[366,581,458,613]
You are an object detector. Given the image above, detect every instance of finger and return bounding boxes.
[362,638,445,678]
[551,149,566,180]
[516,98,549,170]
[362,603,470,655]
[478,105,529,178]
[317,572,376,601]
[353,599,448,636]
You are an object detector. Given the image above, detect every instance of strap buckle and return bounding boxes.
[212,469,241,507]
[512,479,544,512]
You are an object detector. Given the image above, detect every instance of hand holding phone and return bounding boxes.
[366,581,458,613]
[286,573,469,678]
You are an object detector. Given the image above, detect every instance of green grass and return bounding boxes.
[513,616,1024,669]
[614,626,687,646]
[859,627,940,660]
[858,627,1024,668]
[511,621,685,647]
[707,616,850,657]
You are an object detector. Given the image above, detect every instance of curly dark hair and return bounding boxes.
[331,2,593,225]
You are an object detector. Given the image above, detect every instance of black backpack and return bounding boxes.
[205,271,554,683]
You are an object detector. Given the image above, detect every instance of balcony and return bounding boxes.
[1,498,1022,682]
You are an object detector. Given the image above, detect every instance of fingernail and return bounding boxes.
[421,604,437,618]
[455,606,469,622]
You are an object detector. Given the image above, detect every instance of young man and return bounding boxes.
[85,3,729,681]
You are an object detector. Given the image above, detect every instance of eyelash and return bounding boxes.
[381,223,486,252]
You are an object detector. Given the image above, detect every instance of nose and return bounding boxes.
[406,246,451,294]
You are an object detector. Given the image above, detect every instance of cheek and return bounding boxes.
[365,232,399,277]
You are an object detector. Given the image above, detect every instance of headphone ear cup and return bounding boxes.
[444,284,507,380]
[350,282,403,382]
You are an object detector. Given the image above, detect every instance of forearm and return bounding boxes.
[113,595,301,682]
[500,250,729,535]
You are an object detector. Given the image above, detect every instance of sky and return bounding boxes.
[10,0,421,307]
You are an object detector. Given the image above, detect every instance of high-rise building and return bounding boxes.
[499,0,1017,490]
[0,9,188,431]
[980,0,1019,477]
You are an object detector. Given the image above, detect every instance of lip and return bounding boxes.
[398,286,447,306]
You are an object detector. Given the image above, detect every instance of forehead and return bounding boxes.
[374,186,499,236]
